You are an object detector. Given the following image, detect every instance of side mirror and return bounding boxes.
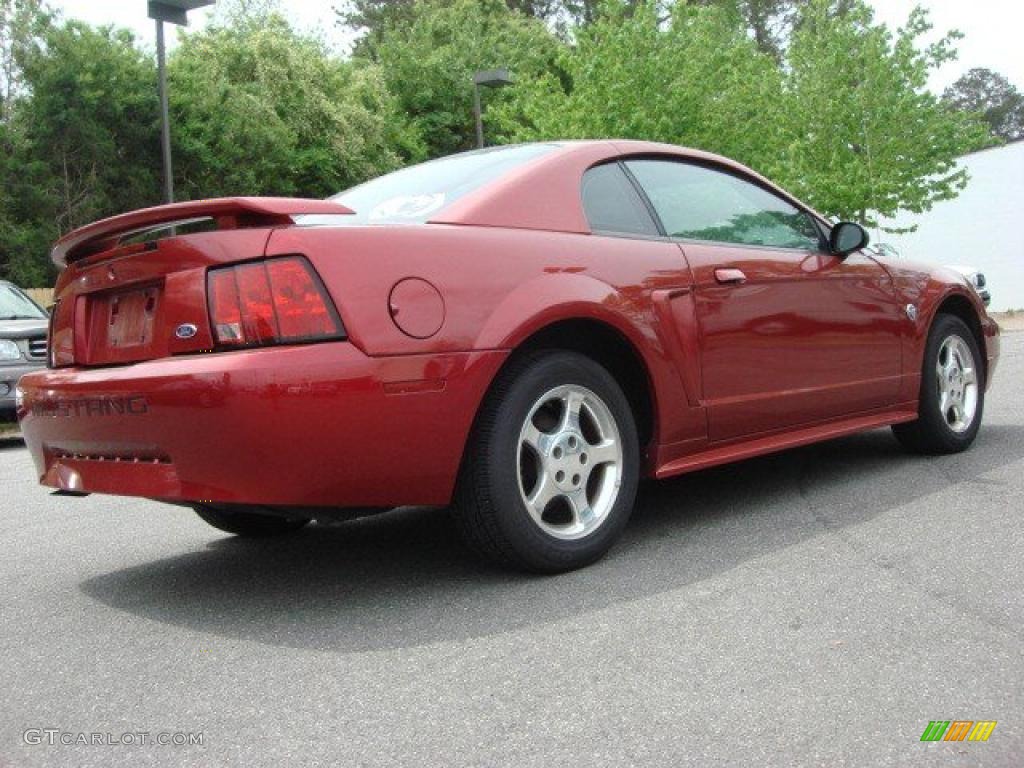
[829,222,869,256]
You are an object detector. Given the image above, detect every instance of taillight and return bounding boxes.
[235,262,280,344]
[267,257,339,339]
[207,268,244,344]
[206,256,344,348]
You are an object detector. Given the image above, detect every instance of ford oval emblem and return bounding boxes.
[175,323,198,340]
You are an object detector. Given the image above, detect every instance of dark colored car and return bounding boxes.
[17,141,999,572]
[0,281,49,417]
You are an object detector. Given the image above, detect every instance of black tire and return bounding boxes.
[192,504,310,537]
[454,350,640,573]
[892,313,985,454]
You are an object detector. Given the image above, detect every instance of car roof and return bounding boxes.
[431,140,825,234]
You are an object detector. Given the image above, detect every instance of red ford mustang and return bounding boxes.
[17,140,1000,572]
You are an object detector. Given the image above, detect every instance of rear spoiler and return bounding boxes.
[52,197,354,267]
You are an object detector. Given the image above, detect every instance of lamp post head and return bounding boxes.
[471,68,512,149]
[473,69,513,88]
[148,0,215,26]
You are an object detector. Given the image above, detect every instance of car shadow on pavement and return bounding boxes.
[80,423,1024,653]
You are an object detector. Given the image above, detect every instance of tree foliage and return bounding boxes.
[339,0,600,50]
[689,0,797,61]
[944,67,1024,143]
[368,0,560,158]
[342,0,849,61]
[20,22,162,231]
[1,18,159,285]
[169,10,417,199]
[499,1,786,171]
[777,0,989,223]
[0,0,51,285]
[0,0,48,121]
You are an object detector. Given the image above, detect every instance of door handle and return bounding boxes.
[715,268,747,284]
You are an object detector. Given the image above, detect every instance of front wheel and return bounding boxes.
[893,314,985,454]
[192,504,311,537]
[454,350,640,573]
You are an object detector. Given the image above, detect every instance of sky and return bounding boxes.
[49,0,1024,93]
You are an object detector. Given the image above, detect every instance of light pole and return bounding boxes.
[472,69,513,149]
[148,1,215,204]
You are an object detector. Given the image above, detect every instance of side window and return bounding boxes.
[581,163,661,237]
[624,160,822,250]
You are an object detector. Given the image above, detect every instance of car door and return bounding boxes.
[624,158,903,442]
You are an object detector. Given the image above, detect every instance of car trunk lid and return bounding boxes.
[49,197,353,368]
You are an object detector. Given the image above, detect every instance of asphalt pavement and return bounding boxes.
[1,335,1022,767]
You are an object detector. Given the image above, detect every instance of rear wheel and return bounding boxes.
[192,504,310,537]
[892,314,984,454]
[454,350,639,573]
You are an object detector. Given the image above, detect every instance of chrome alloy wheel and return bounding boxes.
[936,334,979,434]
[516,385,624,540]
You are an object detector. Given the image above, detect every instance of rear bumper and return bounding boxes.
[17,343,506,507]
[1,360,45,411]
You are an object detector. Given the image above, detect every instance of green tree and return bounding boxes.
[690,0,796,61]
[944,67,1024,143]
[502,1,787,173]
[19,21,161,232]
[367,0,561,158]
[169,8,418,199]
[1,19,158,285]
[339,0,860,60]
[0,120,52,285]
[0,0,51,285]
[339,0,580,55]
[0,0,49,122]
[694,0,864,61]
[778,0,989,224]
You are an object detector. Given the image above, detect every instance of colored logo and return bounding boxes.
[175,323,199,340]
[920,721,997,742]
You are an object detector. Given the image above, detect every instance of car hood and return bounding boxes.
[0,318,49,339]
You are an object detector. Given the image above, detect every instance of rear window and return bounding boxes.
[302,144,558,226]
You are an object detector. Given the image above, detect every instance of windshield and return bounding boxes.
[0,284,47,320]
[301,144,558,227]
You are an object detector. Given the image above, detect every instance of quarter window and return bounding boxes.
[625,160,821,250]
[581,163,661,237]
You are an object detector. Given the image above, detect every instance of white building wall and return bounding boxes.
[879,141,1024,312]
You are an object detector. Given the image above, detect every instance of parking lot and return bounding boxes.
[1,334,1021,767]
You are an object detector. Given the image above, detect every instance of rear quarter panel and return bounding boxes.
[266,224,703,449]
